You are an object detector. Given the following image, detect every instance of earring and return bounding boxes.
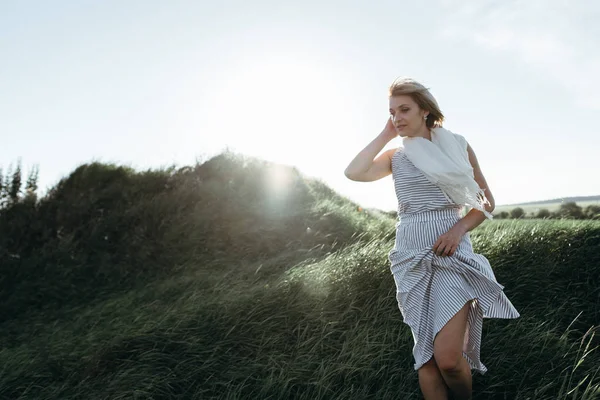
[423,115,428,120]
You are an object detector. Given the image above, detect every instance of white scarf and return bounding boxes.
[402,127,494,220]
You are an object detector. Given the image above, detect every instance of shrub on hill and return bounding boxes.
[0,151,391,323]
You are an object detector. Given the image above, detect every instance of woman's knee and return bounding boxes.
[419,354,462,375]
[434,352,463,372]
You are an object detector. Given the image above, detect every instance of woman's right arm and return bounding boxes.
[344,118,398,182]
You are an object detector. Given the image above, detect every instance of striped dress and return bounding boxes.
[387,147,520,375]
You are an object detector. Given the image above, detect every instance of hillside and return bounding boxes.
[0,151,598,399]
[0,150,395,324]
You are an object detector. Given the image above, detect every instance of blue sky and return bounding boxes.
[1,0,599,212]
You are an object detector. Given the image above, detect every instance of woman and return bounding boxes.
[344,77,520,400]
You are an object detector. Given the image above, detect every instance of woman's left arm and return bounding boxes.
[453,143,495,235]
[432,143,496,257]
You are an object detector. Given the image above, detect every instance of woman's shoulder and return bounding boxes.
[392,146,405,157]
[390,147,405,165]
[438,126,468,151]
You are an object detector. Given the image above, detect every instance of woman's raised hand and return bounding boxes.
[380,116,399,142]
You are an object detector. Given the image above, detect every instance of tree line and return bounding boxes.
[0,159,39,209]
[493,202,600,220]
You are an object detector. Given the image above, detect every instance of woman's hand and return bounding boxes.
[432,227,466,257]
[379,116,399,142]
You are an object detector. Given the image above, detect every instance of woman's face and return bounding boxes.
[389,95,428,137]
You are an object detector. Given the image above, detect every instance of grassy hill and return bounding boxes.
[1,150,599,399]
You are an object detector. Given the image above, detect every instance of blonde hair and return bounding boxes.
[388,77,444,128]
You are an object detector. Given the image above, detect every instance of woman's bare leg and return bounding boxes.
[433,300,473,400]
[418,357,450,400]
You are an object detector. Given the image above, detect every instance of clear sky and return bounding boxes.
[1,0,599,212]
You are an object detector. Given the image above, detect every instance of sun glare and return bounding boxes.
[262,163,302,215]
[268,164,294,189]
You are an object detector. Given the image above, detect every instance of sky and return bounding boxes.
[1,0,599,213]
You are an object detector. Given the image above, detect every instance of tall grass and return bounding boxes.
[0,151,598,399]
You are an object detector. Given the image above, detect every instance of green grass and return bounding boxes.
[0,152,599,399]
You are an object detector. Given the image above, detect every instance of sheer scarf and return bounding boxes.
[402,127,494,220]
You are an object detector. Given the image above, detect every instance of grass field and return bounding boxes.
[1,153,598,399]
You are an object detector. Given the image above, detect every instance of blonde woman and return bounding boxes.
[344,77,520,400]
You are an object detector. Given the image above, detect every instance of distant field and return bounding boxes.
[494,200,600,215]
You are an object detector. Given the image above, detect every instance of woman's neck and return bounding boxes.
[413,125,432,142]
